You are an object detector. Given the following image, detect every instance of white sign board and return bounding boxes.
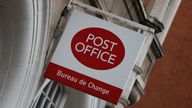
[44,9,146,104]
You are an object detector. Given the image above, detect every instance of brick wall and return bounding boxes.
[131,0,192,108]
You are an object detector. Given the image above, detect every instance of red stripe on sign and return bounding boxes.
[44,62,122,104]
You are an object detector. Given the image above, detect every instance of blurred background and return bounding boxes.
[131,0,192,108]
[0,0,191,108]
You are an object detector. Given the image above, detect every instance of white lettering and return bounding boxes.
[100,52,109,62]
[86,34,95,42]
[57,70,78,83]
[90,47,99,56]
[88,82,110,95]
[75,42,85,52]
[108,54,117,64]
[84,45,92,54]
[110,41,118,51]
[93,36,103,47]
[102,40,110,49]
[74,33,120,65]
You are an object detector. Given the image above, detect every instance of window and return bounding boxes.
[32,80,64,108]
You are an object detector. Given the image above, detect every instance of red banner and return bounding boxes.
[44,62,122,104]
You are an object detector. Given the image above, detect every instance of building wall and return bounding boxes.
[131,0,192,108]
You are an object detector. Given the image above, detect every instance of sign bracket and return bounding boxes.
[67,0,155,33]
